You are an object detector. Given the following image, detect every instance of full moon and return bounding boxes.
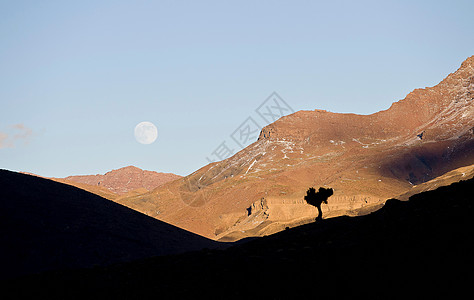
[134,121,158,144]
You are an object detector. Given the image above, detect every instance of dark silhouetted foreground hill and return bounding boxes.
[0,169,219,280]
[6,175,473,298]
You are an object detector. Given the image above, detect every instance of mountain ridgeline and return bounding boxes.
[6,173,473,298]
[111,56,474,241]
[1,56,474,297]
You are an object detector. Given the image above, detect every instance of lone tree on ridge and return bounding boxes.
[304,187,334,221]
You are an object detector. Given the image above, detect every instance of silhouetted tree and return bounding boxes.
[304,187,334,221]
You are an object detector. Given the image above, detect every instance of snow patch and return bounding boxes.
[245,159,258,175]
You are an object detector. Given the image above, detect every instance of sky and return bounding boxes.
[1,0,474,177]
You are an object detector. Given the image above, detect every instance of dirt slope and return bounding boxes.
[60,165,181,195]
[113,56,473,241]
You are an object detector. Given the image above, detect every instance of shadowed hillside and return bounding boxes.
[7,176,473,298]
[0,169,220,280]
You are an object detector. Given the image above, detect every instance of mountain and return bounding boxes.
[0,169,219,280]
[396,163,474,200]
[8,176,474,298]
[115,56,474,241]
[59,166,181,195]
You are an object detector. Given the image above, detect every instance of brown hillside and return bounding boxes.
[116,56,474,241]
[61,166,181,195]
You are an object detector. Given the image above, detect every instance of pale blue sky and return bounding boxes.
[1,0,473,177]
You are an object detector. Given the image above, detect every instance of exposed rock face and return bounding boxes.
[63,166,181,195]
[117,56,474,241]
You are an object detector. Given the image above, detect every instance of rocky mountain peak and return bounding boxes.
[258,56,474,144]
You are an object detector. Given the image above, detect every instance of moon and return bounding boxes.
[134,121,158,144]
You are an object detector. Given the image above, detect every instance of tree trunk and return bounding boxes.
[316,205,323,221]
